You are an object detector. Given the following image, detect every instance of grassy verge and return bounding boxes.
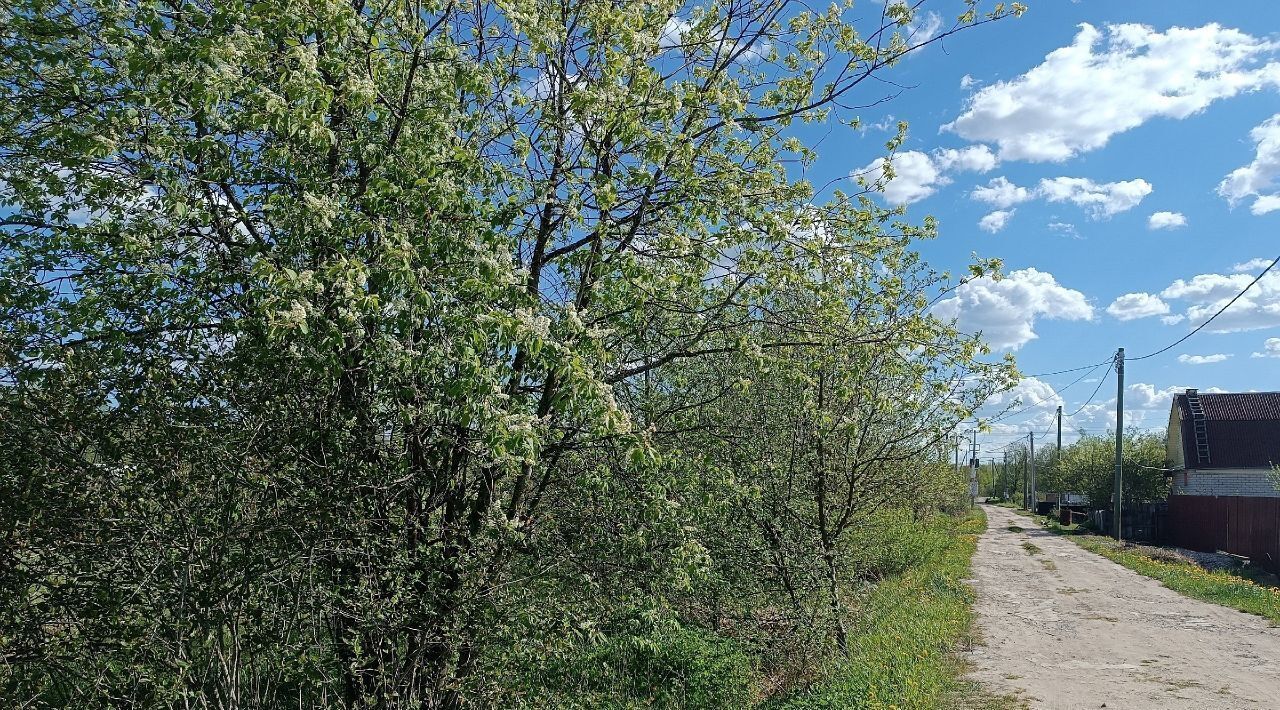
[775,508,997,709]
[1070,536,1280,624]
[1013,508,1280,625]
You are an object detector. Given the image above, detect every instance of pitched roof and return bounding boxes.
[1174,391,1280,469]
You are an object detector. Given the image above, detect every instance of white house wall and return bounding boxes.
[1172,468,1280,498]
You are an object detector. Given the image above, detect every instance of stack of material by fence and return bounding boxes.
[1167,495,1280,572]
[1089,502,1168,544]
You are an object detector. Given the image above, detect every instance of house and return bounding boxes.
[1166,389,1280,496]
[1165,389,1280,570]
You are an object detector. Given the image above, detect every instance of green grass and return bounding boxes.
[1070,536,1280,624]
[775,509,1000,709]
[1011,507,1280,624]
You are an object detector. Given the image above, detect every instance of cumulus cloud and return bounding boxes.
[985,381,1217,438]
[1177,353,1232,364]
[1252,337,1280,358]
[978,209,1015,233]
[944,23,1280,162]
[1037,177,1153,218]
[960,74,978,89]
[858,145,997,205]
[1251,194,1280,215]
[1218,114,1280,214]
[1159,265,1280,332]
[1148,211,1188,229]
[972,177,1035,209]
[970,176,1152,218]
[1106,293,1170,321]
[934,145,999,172]
[1233,257,1275,272]
[932,268,1094,350]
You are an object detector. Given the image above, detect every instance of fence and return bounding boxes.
[1088,502,1167,544]
[1166,495,1280,571]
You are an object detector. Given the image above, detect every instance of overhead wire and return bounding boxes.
[988,253,1279,383]
[1064,360,1113,417]
[971,253,1277,456]
[983,360,1107,426]
[1126,252,1279,361]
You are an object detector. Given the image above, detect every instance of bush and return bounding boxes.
[513,626,758,709]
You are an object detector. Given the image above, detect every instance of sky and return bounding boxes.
[805,0,1280,453]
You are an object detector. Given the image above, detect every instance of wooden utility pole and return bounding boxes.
[970,429,979,507]
[1056,405,1063,456]
[1056,405,1063,512]
[1022,448,1029,509]
[1003,451,1009,501]
[1029,431,1036,512]
[1113,348,1125,541]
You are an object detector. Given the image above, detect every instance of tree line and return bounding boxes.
[0,0,1021,706]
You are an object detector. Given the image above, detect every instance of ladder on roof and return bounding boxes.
[1186,388,1211,465]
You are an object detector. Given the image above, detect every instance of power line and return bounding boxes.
[1065,360,1113,417]
[984,360,1107,425]
[1127,253,1279,361]
[992,252,1279,381]
[1018,359,1112,379]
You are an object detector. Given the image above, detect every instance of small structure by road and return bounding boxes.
[1166,389,1280,570]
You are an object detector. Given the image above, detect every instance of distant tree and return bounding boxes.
[1038,431,1170,507]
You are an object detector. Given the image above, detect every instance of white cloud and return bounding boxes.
[976,377,1063,425]
[960,74,978,89]
[944,23,1280,162]
[1161,314,1186,325]
[1251,194,1280,215]
[970,176,1152,218]
[859,151,941,204]
[1148,211,1187,229]
[932,268,1094,350]
[1234,257,1276,273]
[1037,177,1153,218]
[972,177,1034,209]
[985,381,1217,437]
[978,209,1015,233]
[858,145,997,205]
[1218,114,1280,214]
[934,145,998,172]
[907,11,942,46]
[660,17,691,48]
[1160,266,1280,332]
[1252,337,1280,358]
[1177,353,1232,365]
[1106,292,1170,321]
[1048,222,1080,239]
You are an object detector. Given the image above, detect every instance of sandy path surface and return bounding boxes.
[964,504,1280,709]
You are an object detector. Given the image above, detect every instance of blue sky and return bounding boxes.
[805,1,1280,447]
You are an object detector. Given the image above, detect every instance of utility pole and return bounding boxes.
[1056,405,1064,513]
[1029,431,1036,513]
[1113,348,1125,541]
[954,436,960,478]
[1056,405,1063,456]
[1003,451,1009,501]
[1022,447,1029,509]
[970,429,979,507]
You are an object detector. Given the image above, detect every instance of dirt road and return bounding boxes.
[965,504,1280,709]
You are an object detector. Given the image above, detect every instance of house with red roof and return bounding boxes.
[1165,389,1280,570]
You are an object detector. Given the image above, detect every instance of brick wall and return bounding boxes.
[1172,468,1280,498]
